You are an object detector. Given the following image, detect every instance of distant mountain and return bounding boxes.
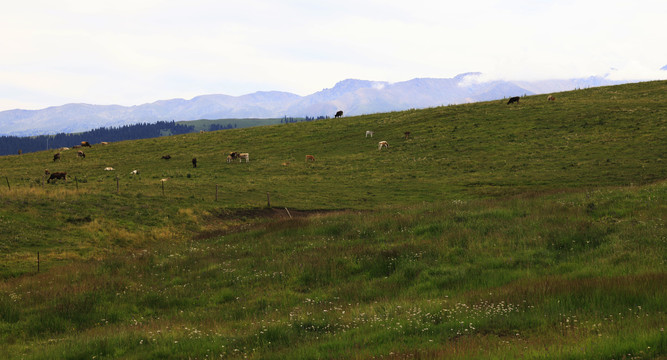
[0,74,632,136]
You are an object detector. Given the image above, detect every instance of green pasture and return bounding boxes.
[0,80,666,358]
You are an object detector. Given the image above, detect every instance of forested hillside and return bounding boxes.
[0,121,194,156]
[0,117,326,156]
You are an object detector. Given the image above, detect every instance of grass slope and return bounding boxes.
[0,81,666,358]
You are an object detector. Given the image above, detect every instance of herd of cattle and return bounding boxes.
[42,133,393,184]
[41,99,553,184]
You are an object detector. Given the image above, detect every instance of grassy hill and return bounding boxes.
[0,81,666,358]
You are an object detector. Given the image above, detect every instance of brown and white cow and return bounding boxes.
[378,141,389,150]
[238,153,249,163]
[81,141,91,147]
[547,95,556,101]
[77,150,85,158]
[305,155,315,162]
[227,152,239,163]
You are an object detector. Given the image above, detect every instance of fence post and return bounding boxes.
[37,252,40,273]
[4,177,9,190]
[215,184,218,202]
[162,180,165,196]
[267,192,271,208]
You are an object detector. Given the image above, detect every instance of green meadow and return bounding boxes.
[0,81,665,359]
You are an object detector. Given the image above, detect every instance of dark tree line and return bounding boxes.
[2,115,331,156]
[0,121,194,156]
[280,115,329,123]
[208,123,236,131]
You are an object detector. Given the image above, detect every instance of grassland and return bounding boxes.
[0,81,666,359]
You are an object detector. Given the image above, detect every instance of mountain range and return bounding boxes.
[0,73,638,136]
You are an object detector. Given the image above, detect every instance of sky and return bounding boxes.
[1,0,666,111]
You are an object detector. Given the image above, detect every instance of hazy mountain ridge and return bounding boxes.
[0,74,632,136]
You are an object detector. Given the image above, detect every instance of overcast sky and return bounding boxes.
[1,0,666,111]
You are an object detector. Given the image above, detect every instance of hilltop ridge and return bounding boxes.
[0,74,630,136]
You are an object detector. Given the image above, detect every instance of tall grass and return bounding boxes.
[1,180,665,358]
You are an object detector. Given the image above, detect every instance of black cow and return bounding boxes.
[47,172,67,183]
[161,155,171,160]
[81,141,91,147]
[77,150,85,158]
[507,96,520,105]
[335,110,344,118]
[53,152,61,162]
[192,157,197,168]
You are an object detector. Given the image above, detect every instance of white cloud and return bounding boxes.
[1,0,666,111]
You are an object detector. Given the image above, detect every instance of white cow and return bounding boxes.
[365,130,374,138]
[238,153,250,163]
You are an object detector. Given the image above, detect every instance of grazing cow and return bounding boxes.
[100,142,109,145]
[547,95,556,101]
[238,153,249,163]
[161,155,171,160]
[18,149,22,155]
[306,155,315,162]
[404,131,411,139]
[104,167,115,171]
[72,145,82,149]
[227,152,239,163]
[47,171,67,183]
[130,169,139,175]
[81,141,91,147]
[192,157,197,168]
[507,96,520,105]
[378,141,389,150]
[335,110,344,118]
[53,152,61,162]
[281,162,290,166]
[60,147,70,151]
[365,130,374,138]
[77,150,85,158]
